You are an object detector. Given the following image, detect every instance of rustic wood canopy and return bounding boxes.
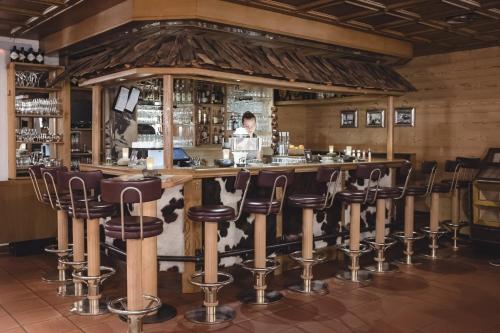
[227,0,500,56]
[60,26,415,93]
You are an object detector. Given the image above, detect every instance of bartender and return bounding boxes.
[241,111,261,160]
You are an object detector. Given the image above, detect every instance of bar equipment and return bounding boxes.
[228,127,261,166]
[276,131,289,156]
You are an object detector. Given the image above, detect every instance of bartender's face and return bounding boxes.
[243,117,256,136]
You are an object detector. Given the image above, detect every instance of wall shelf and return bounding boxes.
[15,86,60,93]
[15,113,63,118]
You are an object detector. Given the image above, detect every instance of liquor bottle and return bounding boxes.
[9,46,19,62]
[180,80,186,104]
[36,49,44,64]
[27,48,35,63]
[174,80,181,104]
[18,47,26,62]
[231,114,238,130]
[186,80,192,103]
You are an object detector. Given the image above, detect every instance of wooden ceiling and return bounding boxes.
[0,0,124,39]
[226,0,500,55]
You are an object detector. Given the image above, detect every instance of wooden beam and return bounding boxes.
[91,85,102,164]
[0,4,42,17]
[386,95,394,161]
[41,0,413,59]
[24,0,66,5]
[162,75,173,170]
[297,0,339,11]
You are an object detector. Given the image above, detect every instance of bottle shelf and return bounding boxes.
[15,86,60,93]
[16,113,62,118]
[17,141,64,144]
[11,62,63,71]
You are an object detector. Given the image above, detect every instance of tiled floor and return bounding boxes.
[0,245,499,333]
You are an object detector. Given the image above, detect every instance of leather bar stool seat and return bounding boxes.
[373,187,401,199]
[402,186,427,196]
[288,194,325,209]
[68,201,117,219]
[441,179,470,189]
[337,190,376,204]
[105,216,163,239]
[242,198,281,215]
[432,183,451,193]
[188,205,236,222]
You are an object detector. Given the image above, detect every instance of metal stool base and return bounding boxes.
[42,270,72,284]
[120,303,177,324]
[489,259,500,267]
[185,305,235,325]
[336,270,372,283]
[394,257,426,266]
[365,262,399,273]
[288,280,328,295]
[240,290,283,305]
[57,283,87,298]
[418,253,451,261]
[71,298,109,316]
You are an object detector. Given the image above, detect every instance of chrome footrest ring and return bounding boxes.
[392,231,425,241]
[44,244,72,255]
[241,259,279,274]
[72,266,116,284]
[363,237,398,250]
[189,271,234,289]
[289,250,326,265]
[420,226,449,237]
[336,243,372,256]
[58,255,87,267]
[441,220,468,229]
[108,295,162,317]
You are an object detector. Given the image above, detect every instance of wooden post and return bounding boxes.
[142,201,158,309]
[57,210,68,251]
[254,214,267,269]
[302,209,314,260]
[375,199,386,243]
[87,218,100,277]
[404,196,415,238]
[386,95,394,161]
[182,179,202,293]
[204,222,218,284]
[127,239,143,312]
[72,218,85,264]
[349,203,361,251]
[92,85,102,164]
[430,193,440,232]
[60,79,71,167]
[163,75,174,170]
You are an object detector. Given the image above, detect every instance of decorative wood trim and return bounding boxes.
[92,85,102,164]
[386,95,394,161]
[163,75,174,170]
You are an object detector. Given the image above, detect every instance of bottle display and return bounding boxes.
[10,46,19,62]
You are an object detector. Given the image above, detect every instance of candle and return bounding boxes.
[222,148,230,160]
[122,147,129,159]
[329,145,334,154]
[146,157,154,170]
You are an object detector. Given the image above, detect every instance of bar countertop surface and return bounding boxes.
[80,158,407,181]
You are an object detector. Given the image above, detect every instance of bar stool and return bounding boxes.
[185,170,251,324]
[287,166,340,295]
[68,171,117,316]
[336,165,382,283]
[363,165,401,274]
[40,166,76,295]
[240,170,294,305]
[441,157,480,250]
[392,161,426,265]
[102,177,167,332]
[419,161,451,260]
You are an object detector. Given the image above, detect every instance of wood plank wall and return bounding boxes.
[279,46,500,168]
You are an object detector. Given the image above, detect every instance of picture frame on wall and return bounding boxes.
[395,107,415,127]
[366,109,385,128]
[113,86,129,112]
[340,110,358,128]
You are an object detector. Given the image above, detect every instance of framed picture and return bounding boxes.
[125,87,140,113]
[304,149,312,163]
[340,110,358,128]
[366,109,385,128]
[113,86,130,112]
[395,107,415,127]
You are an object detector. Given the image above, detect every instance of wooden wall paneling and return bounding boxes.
[386,95,394,161]
[0,180,57,243]
[92,85,102,164]
[7,63,16,179]
[162,75,173,170]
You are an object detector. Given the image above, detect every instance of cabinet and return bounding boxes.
[7,62,70,178]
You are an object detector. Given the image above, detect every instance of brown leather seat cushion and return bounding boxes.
[432,183,451,193]
[243,198,281,215]
[105,216,163,239]
[188,205,235,223]
[404,186,427,196]
[373,187,401,199]
[288,194,325,209]
[441,179,470,189]
[337,190,376,204]
[69,201,117,219]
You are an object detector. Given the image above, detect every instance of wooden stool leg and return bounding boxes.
[127,239,143,333]
[204,222,218,323]
[375,199,386,244]
[302,209,313,260]
[86,218,105,314]
[404,196,415,238]
[254,214,267,269]
[366,199,397,273]
[451,189,459,225]
[350,203,361,252]
[142,201,158,311]
[430,193,440,232]
[56,211,70,294]
[72,218,85,296]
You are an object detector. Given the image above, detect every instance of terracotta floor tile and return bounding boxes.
[237,314,289,333]
[10,306,62,326]
[23,317,79,333]
[80,316,128,333]
[0,313,21,332]
[2,298,50,314]
[0,328,26,333]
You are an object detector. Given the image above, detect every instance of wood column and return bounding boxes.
[386,95,394,161]
[92,85,102,164]
[183,179,202,293]
[142,201,158,308]
[163,75,173,170]
[204,222,218,284]
[375,199,386,243]
[349,203,361,251]
[254,214,267,269]
[57,210,68,251]
[302,209,314,260]
[404,196,415,238]
[87,218,100,277]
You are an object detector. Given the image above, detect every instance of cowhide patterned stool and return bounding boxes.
[60,170,115,305]
[441,157,480,251]
[336,164,383,284]
[287,166,340,295]
[67,172,117,316]
[419,160,452,260]
[186,170,251,324]
[103,177,163,333]
[363,165,401,274]
[392,161,426,265]
[240,170,295,305]
[40,166,77,296]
